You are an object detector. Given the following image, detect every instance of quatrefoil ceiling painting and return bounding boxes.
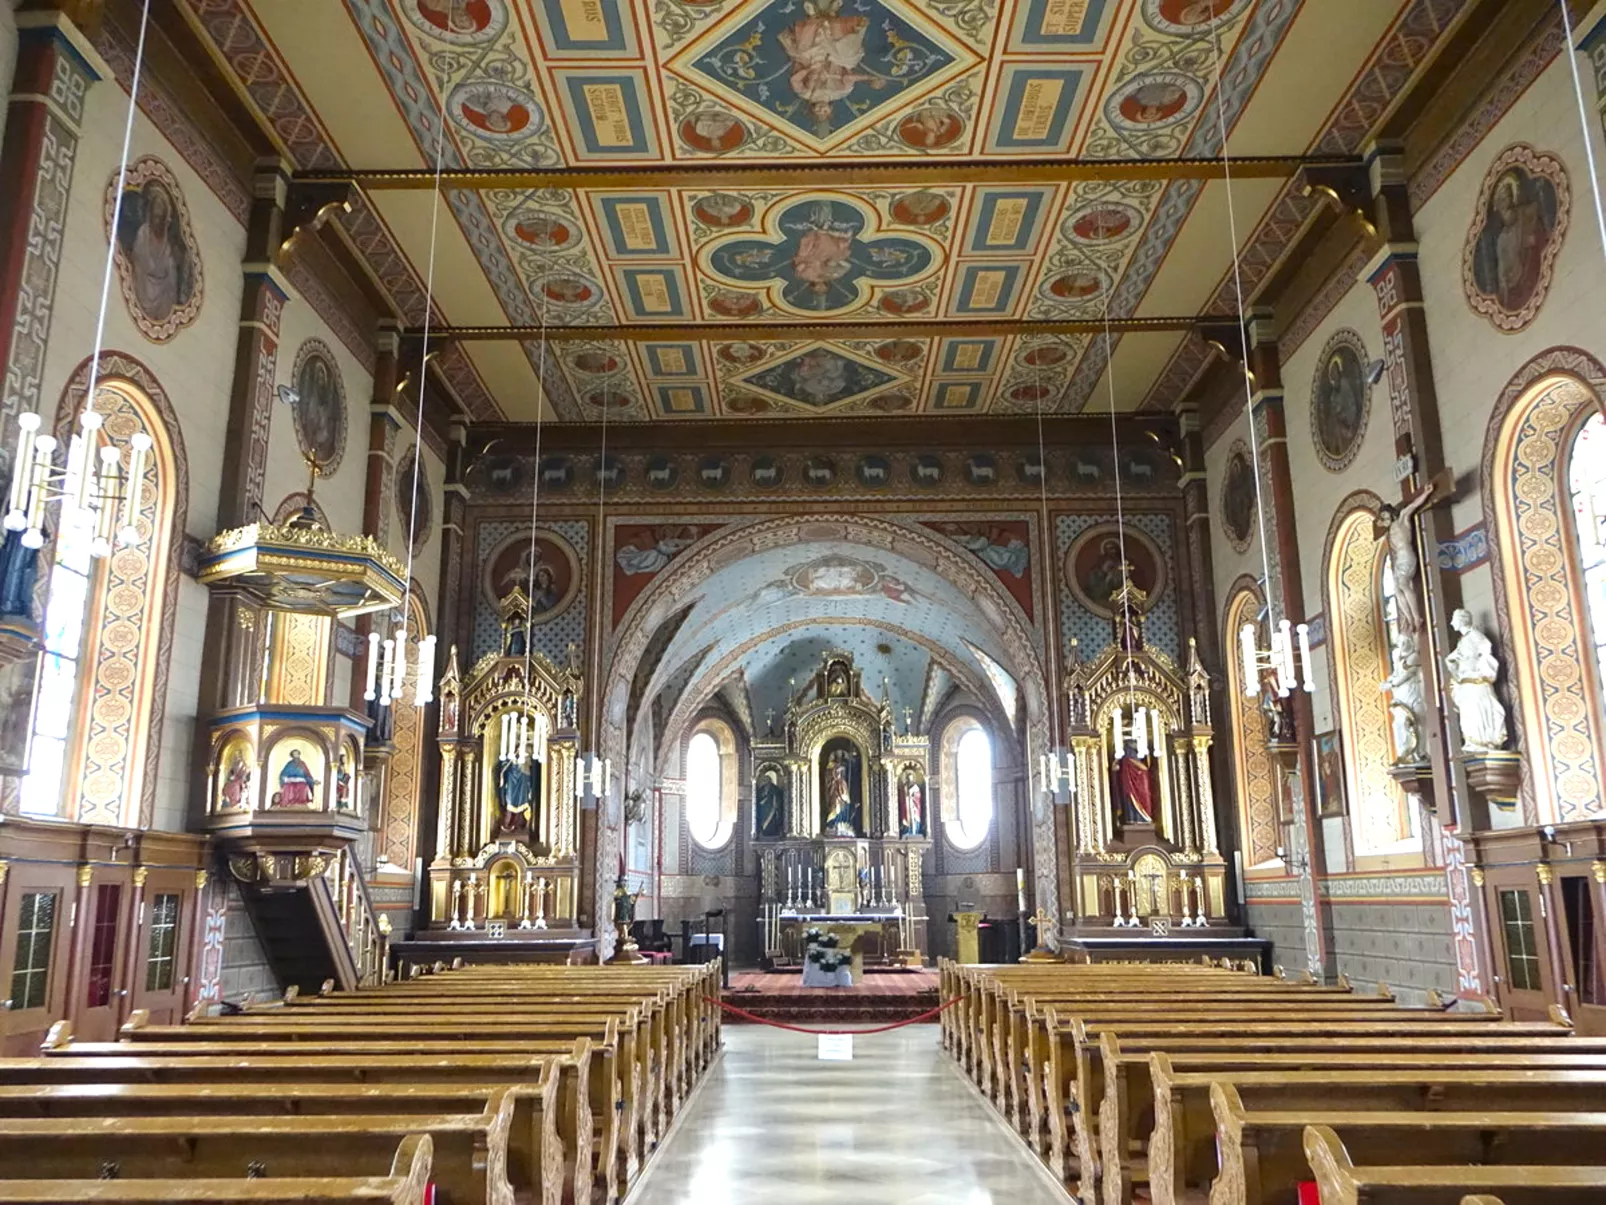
[181,0,1439,420]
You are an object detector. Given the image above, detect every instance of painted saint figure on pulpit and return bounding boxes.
[277,749,318,807]
[1115,741,1156,825]
[820,737,862,836]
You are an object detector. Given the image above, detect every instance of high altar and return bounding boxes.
[426,587,586,936]
[1057,571,1239,951]
[751,651,931,966]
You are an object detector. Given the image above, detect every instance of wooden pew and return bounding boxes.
[1211,1083,1606,1205]
[0,1079,566,1205]
[1147,1064,1606,1205]
[0,1101,521,1205]
[1303,1124,1606,1205]
[27,1041,606,1205]
[1100,1038,1606,1205]
[0,1132,433,1205]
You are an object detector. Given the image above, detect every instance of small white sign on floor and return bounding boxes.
[817,1033,854,1061]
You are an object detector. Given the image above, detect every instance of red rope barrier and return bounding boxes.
[707,994,961,1036]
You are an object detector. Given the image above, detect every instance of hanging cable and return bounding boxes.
[80,0,154,425]
[519,273,551,732]
[1560,0,1606,264]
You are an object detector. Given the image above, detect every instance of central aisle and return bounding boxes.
[627,1023,1070,1204]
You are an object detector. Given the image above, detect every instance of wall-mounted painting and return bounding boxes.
[1314,730,1345,817]
[394,447,432,551]
[1310,330,1370,473]
[1064,523,1166,619]
[482,528,581,622]
[289,340,347,475]
[1462,143,1569,333]
[108,156,203,343]
[1219,440,1256,552]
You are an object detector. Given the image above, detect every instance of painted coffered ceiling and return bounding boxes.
[179,0,1463,421]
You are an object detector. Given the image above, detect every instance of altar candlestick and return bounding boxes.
[1195,876,1207,921]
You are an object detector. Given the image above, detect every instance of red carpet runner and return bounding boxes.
[720,968,941,1024]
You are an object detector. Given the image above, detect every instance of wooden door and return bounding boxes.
[73,878,129,1042]
[0,867,71,1055]
[129,874,192,1026]
[1483,870,1556,1020]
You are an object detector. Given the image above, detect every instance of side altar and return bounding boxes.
[425,587,589,948]
[750,651,930,967]
[1054,571,1259,961]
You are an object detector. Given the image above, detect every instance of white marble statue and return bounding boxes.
[1445,608,1509,752]
[1380,631,1427,764]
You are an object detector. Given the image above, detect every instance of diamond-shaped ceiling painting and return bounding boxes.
[181,0,1464,420]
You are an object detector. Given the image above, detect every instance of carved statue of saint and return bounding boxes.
[1260,669,1297,744]
[1445,608,1509,752]
[1115,742,1156,825]
[496,755,532,836]
[821,744,860,836]
[1380,632,1427,764]
[898,766,924,837]
[755,769,785,838]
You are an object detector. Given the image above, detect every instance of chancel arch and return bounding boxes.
[1484,347,1606,826]
[1324,493,1417,860]
[21,354,187,828]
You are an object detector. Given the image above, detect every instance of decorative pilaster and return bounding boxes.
[1364,142,1482,995]
[0,9,107,428]
[1245,312,1329,980]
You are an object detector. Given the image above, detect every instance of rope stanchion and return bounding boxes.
[707,994,961,1036]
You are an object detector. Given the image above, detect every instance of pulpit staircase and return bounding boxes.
[235,850,389,994]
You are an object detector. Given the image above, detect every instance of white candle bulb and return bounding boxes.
[7,411,39,519]
[1112,705,1123,758]
[1296,622,1314,693]
[364,631,380,700]
[379,638,395,706]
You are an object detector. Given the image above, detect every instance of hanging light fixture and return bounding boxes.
[1197,12,1314,702]
[5,0,156,561]
[574,366,613,804]
[1028,333,1075,803]
[364,64,452,713]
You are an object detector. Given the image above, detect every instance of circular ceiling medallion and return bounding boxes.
[1018,342,1069,367]
[708,290,761,318]
[879,288,930,316]
[1043,269,1107,301]
[1142,0,1251,37]
[693,193,753,228]
[405,0,507,44]
[1067,201,1142,243]
[681,111,747,154]
[540,273,603,308]
[718,341,767,365]
[897,107,964,150]
[570,349,621,375]
[890,190,950,226]
[873,339,923,364]
[504,209,581,250]
[449,81,543,140]
[1106,72,1202,131]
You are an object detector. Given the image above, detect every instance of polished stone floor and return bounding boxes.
[627,1024,1069,1205]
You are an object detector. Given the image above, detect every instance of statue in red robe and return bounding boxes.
[1116,743,1155,825]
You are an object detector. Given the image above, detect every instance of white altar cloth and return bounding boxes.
[800,962,855,988]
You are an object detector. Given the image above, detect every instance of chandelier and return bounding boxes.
[1239,616,1313,699]
[5,411,151,556]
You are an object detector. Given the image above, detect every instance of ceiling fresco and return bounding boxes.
[180,0,1450,419]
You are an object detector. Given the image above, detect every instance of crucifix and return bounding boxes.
[902,706,913,735]
[765,708,775,736]
[1373,467,1453,638]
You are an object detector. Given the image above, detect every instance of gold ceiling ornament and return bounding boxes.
[199,521,406,618]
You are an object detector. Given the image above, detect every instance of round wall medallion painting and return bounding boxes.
[1309,329,1371,473]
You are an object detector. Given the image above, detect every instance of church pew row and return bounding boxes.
[939,963,1605,1205]
[1303,1124,1606,1205]
[0,963,719,1205]
[0,1080,565,1205]
[0,1132,433,1205]
[1209,1084,1606,1205]
[1103,1043,1606,1205]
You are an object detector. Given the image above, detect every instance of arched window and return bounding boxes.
[685,730,724,848]
[1224,587,1279,868]
[1327,504,1414,858]
[22,367,182,826]
[955,726,993,846]
[1487,357,1606,826]
[1569,412,1606,711]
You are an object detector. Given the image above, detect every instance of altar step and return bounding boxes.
[721,968,940,1025]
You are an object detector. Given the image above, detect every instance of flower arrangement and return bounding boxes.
[804,928,846,972]
[803,927,840,949]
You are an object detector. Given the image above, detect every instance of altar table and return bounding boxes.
[779,914,902,976]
